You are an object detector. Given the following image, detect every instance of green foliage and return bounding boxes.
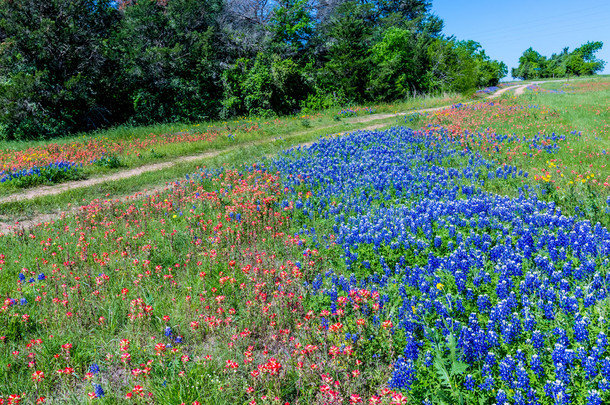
[426,39,477,93]
[429,332,470,404]
[0,0,506,140]
[93,154,126,169]
[0,0,120,140]
[268,0,314,57]
[221,54,307,117]
[300,87,348,113]
[114,0,222,124]
[321,1,375,102]
[426,39,507,93]
[511,47,546,80]
[512,42,606,79]
[369,27,418,100]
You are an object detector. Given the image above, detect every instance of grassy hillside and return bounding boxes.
[1,77,610,404]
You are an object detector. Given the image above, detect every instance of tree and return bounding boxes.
[455,41,506,86]
[369,27,418,100]
[545,47,569,78]
[0,0,120,139]
[221,53,307,117]
[268,0,314,58]
[113,0,223,124]
[425,38,506,93]
[320,1,375,102]
[512,42,605,80]
[511,47,546,80]
[571,41,605,75]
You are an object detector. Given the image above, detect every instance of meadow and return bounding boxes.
[0,94,466,196]
[1,77,610,404]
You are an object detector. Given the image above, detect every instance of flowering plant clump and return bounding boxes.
[338,109,358,117]
[476,86,500,94]
[0,161,82,187]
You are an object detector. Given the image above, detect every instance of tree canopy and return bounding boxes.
[512,42,606,80]
[0,0,507,140]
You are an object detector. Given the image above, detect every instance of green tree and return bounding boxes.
[545,47,569,78]
[369,27,418,100]
[456,40,506,86]
[320,1,375,102]
[268,0,314,58]
[512,42,605,79]
[221,53,307,117]
[425,38,477,93]
[571,41,605,75]
[0,0,120,139]
[425,38,505,93]
[512,47,547,80]
[113,0,222,124]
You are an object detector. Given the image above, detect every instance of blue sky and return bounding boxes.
[431,0,610,79]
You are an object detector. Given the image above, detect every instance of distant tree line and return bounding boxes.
[0,0,507,140]
[512,42,606,80]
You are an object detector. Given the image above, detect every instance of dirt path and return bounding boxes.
[0,84,527,233]
[512,78,583,96]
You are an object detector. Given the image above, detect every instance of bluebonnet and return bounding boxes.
[531,354,544,378]
[463,374,475,391]
[586,390,602,405]
[544,380,570,405]
[479,375,494,391]
[513,390,527,405]
[574,317,590,343]
[485,351,497,368]
[601,358,610,380]
[515,363,530,390]
[423,351,433,368]
[388,357,416,391]
[585,356,599,380]
[90,363,100,375]
[499,355,515,383]
[93,383,104,398]
[531,330,545,350]
[496,389,508,404]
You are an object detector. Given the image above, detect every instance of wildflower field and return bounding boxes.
[0,94,463,194]
[2,78,610,404]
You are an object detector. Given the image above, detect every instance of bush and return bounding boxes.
[0,161,83,188]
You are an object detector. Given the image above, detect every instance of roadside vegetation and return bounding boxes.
[0,92,472,198]
[1,76,610,405]
[0,0,507,141]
